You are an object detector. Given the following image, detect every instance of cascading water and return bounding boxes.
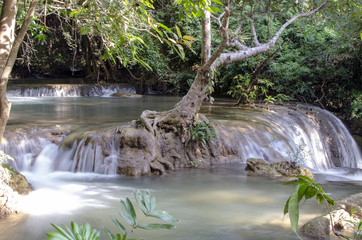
[1,99,360,178]
[1,95,361,240]
[214,104,361,171]
[7,84,136,97]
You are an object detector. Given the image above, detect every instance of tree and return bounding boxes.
[124,0,332,174]
[0,0,39,142]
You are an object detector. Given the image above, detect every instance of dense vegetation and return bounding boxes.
[9,1,360,123]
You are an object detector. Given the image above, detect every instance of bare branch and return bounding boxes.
[250,19,260,46]
[211,0,329,69]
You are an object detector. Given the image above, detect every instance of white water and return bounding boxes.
[0,94,361,240]
[1,98,361,178]
[7,84,136,97]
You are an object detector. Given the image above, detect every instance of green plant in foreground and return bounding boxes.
[344,210,362,240]
[47,190,179,240]
[283,175,335,239]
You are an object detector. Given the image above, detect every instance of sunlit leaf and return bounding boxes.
[183,35,196,41]
[156,23,172,33]
[149,210,180,223]
[175,25,182,39]
[137,224,176,230]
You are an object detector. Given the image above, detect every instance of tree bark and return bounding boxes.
[0,0,38,142]
[0,0,18,142]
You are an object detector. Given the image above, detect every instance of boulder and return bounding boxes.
[299,193,362,240]
[245,158,314,180]
[0,163,32,215]
[8,171,32,195]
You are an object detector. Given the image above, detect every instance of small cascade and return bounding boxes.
[7,84,136,97]
[215,105,361,171]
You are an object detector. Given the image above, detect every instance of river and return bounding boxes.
[0,86,361,240]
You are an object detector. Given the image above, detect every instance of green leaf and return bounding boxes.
[134,190,149,215]
[80,26,90,35]
[120,198,137,227]
[284,197,290,215]
[149,210,180,223]
[288,184,300,233]
[46,232,70,240]
[208,6,222,13]
[297,182,308,202]
[156,23,172,33]
[211,0,224,6]
[112,217,127,235]
[103,227,116,240]
[304,186,317,201]
[49,223,74,240]
[137,224,176,230]
[183,35,196,41]
[175,25,182,39]
[71,222,80,235]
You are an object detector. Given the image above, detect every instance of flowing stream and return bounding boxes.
[0,84,361,240]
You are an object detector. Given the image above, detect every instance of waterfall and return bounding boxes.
[215,105,361,171]
[7,84,136,97]
[1,104,360,176]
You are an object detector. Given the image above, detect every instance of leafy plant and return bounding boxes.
[286,144,310,166]
[47,222,100,240]
[283,175,335,239]
[47,190,179,240]
[227,74,274,104]
[344,210,362,240]
[189,120,216,147]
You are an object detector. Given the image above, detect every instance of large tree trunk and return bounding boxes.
[0,0,39,142]
[0,0,18,142]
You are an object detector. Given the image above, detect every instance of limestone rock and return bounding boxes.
[9,171,32,195]
[245,158,314,180]
[300,193,362,240]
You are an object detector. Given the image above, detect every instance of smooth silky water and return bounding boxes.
[1,94,361,240]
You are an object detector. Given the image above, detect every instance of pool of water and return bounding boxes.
[1,95,361,240]
[1,164,361,240]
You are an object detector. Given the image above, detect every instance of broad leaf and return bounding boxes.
[175,25,182,39]
[183,35,196,41]
[120,198,137,227]
[149,210,180,223]
[288,184,300,233]
[156,23,172,33]
[137,224,176,230]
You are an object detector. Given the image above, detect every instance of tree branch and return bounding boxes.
[250,19,260,46]
[211,0,329,69]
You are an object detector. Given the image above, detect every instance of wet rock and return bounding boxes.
[245,158,314,180]
[300,193,362,240]
[111,92,142,98]
[8,171,32,195]
[0,164,31,215]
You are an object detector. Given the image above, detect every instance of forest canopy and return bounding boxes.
[4,0,362,121]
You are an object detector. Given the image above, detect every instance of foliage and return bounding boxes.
[188,120,216,147]
[47,190,179,240]
[226,73,274,103]
[283,175,335,238]
[345,210,362,240]
[286,144,310,166]
[47,222,100,240]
